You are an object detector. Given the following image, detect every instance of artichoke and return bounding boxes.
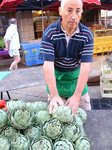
[73,116,84,127]
[0,109,8,129]
[1,126,18,139]
[24,126,42,142]
[0,135,10,150]
[7,99,25,113]
[62,123,81,142]
[53,138,74,150]
[43,118,62,140]
[10,133,30,150]
[75,136,91,150]
[35,110,51,126]
[52,105,74,123]
[30,136,53,150]
[26,102,34,112]
[76,108,87,123]
[33,101,48,113]
[9,106,34,129]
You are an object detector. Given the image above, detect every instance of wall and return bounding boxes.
[17,11,35,42]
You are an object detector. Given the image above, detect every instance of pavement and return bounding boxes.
[1,54,112,150]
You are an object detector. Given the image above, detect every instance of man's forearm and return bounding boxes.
[43,61,58,98]
[73,63,91,97]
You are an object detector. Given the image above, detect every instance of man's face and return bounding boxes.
[59,0,83,31]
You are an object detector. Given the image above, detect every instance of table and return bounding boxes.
[0,66,45,99]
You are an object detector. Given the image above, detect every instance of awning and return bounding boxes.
[83,0,101,9]
[0,0,58,12]
[45,0,101,11]
[100,1,112,10]
[0,0,24,11]
[0,0,112,12]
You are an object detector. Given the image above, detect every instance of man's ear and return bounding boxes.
[59,7,62,16]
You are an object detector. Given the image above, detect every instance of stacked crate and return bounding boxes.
[21,42,44,66]
[100,58,112,98]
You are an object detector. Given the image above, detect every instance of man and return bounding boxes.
[40,0,94,114]
[4,18,21,70]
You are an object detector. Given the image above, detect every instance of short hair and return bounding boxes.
[10,18,17,25]
[60,0,83,10]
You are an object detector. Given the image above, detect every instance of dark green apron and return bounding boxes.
[46,69,88,98]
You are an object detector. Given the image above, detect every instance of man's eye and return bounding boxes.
[67,9,72,13]
[76,10,82,13]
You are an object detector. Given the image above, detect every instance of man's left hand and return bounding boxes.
[66,95,80,114]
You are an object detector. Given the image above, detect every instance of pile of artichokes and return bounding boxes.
[0,99,91,150]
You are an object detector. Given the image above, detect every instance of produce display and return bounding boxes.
[0,99,91,150]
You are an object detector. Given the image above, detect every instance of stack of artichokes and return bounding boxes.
[0,99,91,150]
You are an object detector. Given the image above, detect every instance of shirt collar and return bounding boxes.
[56,17,80,36]
[61,26,79,36]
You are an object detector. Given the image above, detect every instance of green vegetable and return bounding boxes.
[53,138,74,150]
[0,109,8,129]
[52,105,74,123]
[62,123,81,142]
[34,101,48,113]
[0,135,10,150]
[77,108,87,123]
[35,110,51,126]
[75,136,91,150]
[43,118,62,140]
[11,133,30,150]
[10,106,34,129]
[7,99,25,113]
[30,136,53,150]
[1,126,18,139]
[24,126,42,142]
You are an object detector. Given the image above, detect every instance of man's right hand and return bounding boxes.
[48,95,64,114]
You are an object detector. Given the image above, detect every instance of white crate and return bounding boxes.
[100,76,112,98]
[100,86,112,98]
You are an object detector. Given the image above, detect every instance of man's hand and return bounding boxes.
[48,95,64,114]
[66,95,80,114]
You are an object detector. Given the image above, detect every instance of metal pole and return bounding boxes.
[41,0,44,32]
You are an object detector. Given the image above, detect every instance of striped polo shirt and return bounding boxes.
[39,18,94,72]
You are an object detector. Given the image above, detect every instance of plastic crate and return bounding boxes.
[100,58,112,98]
[94,36,112,54]
[21,43,44,66]
[100,86,112,98]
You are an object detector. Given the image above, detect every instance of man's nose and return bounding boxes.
[71,11,77,19]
